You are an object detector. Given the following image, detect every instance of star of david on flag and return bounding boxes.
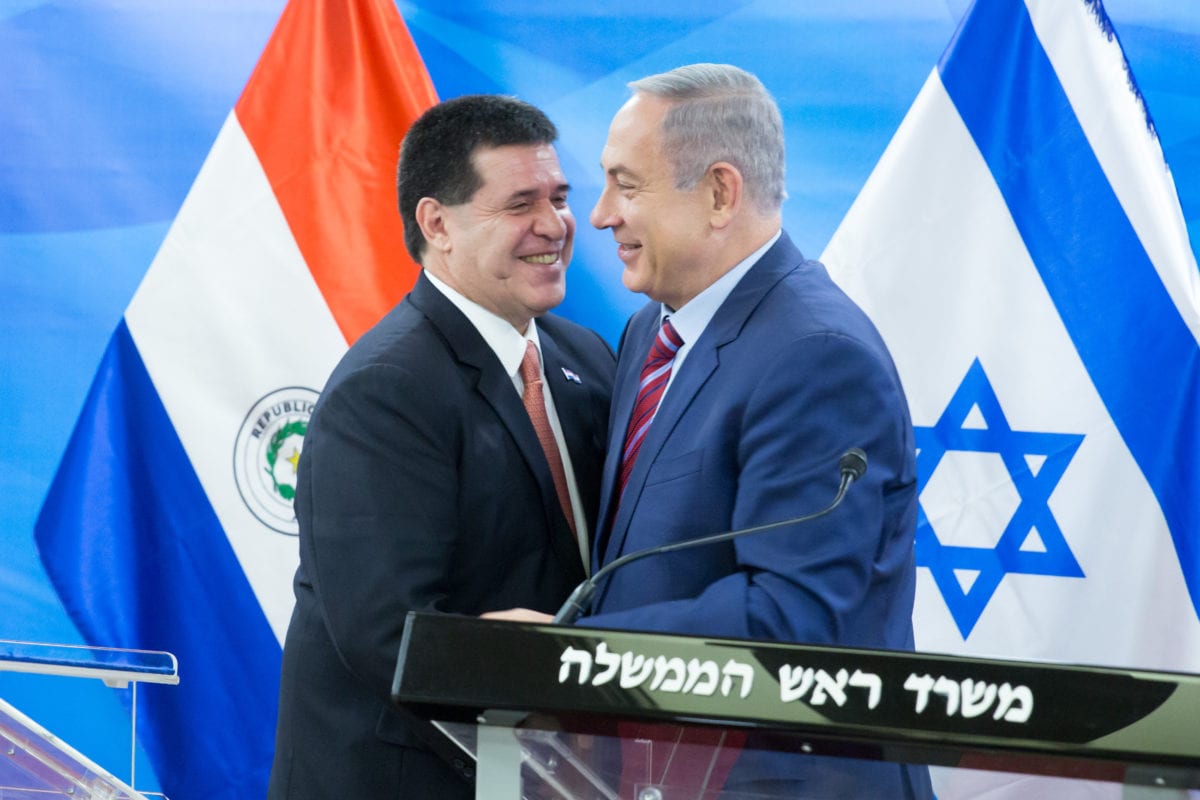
[823,0,1200,685]
[824,2,1200,793]
[915,358,1085,638]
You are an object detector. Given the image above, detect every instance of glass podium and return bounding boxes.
[0,640,179,799]
[392,612,1200,799]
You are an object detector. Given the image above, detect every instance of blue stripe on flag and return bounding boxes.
[35,320,281,800]
[938,0,1200,618]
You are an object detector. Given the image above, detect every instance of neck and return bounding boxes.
[670,216,779,309]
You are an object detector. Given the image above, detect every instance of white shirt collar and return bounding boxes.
[424,270,541,382]
[663,230,782,346]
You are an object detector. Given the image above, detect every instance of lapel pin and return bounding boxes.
[561,367,582,384]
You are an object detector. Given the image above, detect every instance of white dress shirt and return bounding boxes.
[424,270,590,572]
[660,230,781,397]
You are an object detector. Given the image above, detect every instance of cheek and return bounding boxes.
[621,198,642,227]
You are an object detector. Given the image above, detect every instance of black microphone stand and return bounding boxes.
[553,448,868,624]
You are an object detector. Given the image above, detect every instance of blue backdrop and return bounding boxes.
[2,0,1197,791]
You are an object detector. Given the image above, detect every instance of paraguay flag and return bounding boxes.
[824,0,1200,795]
[33,1,437,798]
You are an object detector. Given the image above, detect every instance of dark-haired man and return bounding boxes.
[267,94,614,799]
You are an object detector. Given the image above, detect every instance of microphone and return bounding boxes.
[553,448,869,624]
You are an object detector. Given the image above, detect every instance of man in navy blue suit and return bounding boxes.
[489,64,930,796]
[268,95,614,799]
[583,63,931,798]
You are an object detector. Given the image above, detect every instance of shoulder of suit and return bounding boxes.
[539,313,608,346]
[536,311,583,334]
[537,315,616,377]
[325,304,455,385]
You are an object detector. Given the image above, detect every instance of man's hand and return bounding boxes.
[480,608,555,623]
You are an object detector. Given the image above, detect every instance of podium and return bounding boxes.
[0,639,179,799]
[392,612,1200,799]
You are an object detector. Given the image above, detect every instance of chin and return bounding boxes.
[533,290,566,315]
[621,270,645,295]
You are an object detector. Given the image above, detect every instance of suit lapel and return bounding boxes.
[540,333,597,520]
[600,234,804,568]
[594,311,656,566]
[409,275,584,575]
[600,324,723,567]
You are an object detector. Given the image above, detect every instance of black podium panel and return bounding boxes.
[392,612,1200,791]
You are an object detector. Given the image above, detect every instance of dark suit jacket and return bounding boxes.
[268,273,614,799]
[582,232,931,797]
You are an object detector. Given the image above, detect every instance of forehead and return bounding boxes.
[469,142,566,195]
[601,93,670,168]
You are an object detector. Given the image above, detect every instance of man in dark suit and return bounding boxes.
[584,63,930,797]
[266,95,614,799]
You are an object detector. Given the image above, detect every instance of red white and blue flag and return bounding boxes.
[34,1,437,797]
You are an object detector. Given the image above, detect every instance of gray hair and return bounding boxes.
[629,63,786,214]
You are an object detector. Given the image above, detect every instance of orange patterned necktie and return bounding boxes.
[520,341,576,537]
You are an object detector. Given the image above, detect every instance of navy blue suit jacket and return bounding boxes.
[269,274,614,799]
[582,232,931,797]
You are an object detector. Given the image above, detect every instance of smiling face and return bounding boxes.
[429,142,574,331]
[590,93,715,310]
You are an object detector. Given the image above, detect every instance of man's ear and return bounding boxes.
[707,162,743,229]
[415,197,452,254]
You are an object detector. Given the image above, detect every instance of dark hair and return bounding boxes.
[397,94,559,263]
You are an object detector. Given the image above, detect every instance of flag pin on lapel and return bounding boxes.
[561,367,582,384]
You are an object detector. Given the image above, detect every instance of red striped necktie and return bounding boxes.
[617,318,684,497]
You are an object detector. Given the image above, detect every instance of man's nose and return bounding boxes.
[590,186,618,230]
[533,200,568,239]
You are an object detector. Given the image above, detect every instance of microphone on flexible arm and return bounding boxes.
[552,448,869,625]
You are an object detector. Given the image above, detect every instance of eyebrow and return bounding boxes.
[508,183,571,202]
[605,164,638,181]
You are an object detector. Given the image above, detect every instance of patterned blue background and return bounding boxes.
[2,0,1196,789]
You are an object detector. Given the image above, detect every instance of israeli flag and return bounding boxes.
[824,0,1200,794]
